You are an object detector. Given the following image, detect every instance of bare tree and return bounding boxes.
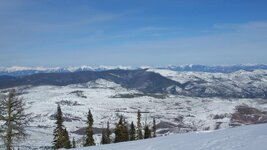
[0,89,31,150]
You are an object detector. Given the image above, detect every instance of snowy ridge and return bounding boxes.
[1,64,267,76]
[148,68,267,84]
[0,65,132,76]
[1,68,267,98]
[73,124,267,150]
[148,68,267,98]
[69,79,125,90]
[158,64,267,73]
[0,66,62,72]
[86,79,122,89]
[0,65,132,73]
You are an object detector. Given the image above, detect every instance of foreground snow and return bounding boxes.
[73,124,267,150]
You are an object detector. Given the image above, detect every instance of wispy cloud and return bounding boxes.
[4,20,267,66]
[80,21,267,65]
[0,1,128,51]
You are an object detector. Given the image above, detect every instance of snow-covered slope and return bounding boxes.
[1,79,267,149]
[73,123,267,150]
[149,68,267,98]
[148,68,267,84]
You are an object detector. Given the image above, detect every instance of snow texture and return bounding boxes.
[72,123,267,150]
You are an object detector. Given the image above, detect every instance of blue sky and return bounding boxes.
[0,0,267,67]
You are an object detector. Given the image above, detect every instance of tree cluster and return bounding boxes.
[113,110,157,144]
[78,109,157,148]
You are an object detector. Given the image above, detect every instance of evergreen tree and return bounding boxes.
[53,104,67,149]
[144,125,151,139]
[62,128,71,148]
[101,126,107,144]
[152,118,157,138]
[129,121,136,141]
[105,121,111,144]
[136,110,143,140]
[122,119,129,141]
[84,109,95,146]
[114,116,129,143]
[0,89,31,150]
[101,121,112,144]
[114,116,123,143]
[72,137,76,148]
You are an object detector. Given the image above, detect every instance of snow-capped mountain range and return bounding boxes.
[1,68,267,99]
[0,65,132,76]
[1,64,267,76]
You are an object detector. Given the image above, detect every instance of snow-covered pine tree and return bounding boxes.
[136,110,143,140]
[84,109,95,146]
[0,89,31,150]
[130,121,136,141]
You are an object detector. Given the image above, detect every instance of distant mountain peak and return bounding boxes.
[0,64,267,76]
